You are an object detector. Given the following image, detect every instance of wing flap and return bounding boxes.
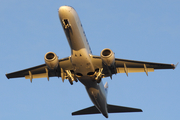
[117,68,154,73]
[25,73,48,79]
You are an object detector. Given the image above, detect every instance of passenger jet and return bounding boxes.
[6,6,177,118]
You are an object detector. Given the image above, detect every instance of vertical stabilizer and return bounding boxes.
[104,82,108,96]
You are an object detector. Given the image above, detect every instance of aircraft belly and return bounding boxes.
[71,49,94,76]
[78,77,108,117]
[86,83,108,117]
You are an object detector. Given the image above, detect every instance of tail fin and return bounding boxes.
[104,82,108,95]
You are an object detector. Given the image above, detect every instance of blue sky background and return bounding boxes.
[0,0,180,120]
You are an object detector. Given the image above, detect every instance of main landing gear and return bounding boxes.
[95,68,103,83]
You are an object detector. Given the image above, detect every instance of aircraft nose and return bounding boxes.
[59,6,70,12]
[58,6,73,16]
[59,6,67,17]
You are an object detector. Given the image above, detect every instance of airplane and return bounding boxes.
[6,6,177,118]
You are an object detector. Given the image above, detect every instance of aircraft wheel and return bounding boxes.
[69,79,73,85]
[74,78,78,82]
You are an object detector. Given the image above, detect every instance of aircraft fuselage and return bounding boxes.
[59,6,108,118]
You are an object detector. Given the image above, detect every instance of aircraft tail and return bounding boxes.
[104,82,108,95]
[72,104,142,116]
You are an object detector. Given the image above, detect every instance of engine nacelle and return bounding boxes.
[100,48,115,67]
[44,52,59,70]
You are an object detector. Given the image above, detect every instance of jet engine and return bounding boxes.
[100,48,115,67]
[44,52,59,70]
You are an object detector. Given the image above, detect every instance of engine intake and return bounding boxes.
[101,48,115,67]
[44,52,59,70]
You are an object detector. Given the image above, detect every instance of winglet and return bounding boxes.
[5,73,9,79]
[173,62,179,69]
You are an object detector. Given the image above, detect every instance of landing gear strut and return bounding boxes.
[65,70,78,85]
[95,68,103,83]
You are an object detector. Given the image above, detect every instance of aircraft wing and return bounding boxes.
[91,56,176,77]
[6,57,73,82]
[115,58,175,76]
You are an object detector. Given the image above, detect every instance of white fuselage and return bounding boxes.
[59,6,108,118]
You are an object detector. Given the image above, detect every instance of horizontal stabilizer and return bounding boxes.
[72,104,142,116]
[72,106,100,115]
[107,104,142,113]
